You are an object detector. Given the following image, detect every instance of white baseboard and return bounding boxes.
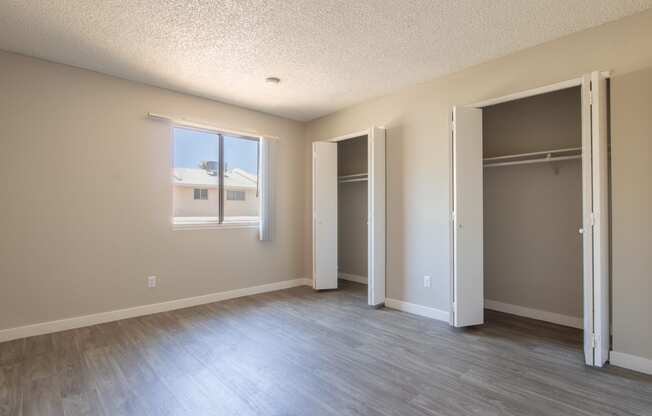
[485,299,582,329]
[385,298,450,322]
[338,272,367,284]
[0,278,311,343]
[610,351,652,376]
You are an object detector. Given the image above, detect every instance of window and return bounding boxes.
[222,135,259,223]
[227,190,246,201]
[172,127,260,227]
[193,188,208,200]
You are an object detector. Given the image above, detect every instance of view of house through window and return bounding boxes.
[172,127,259,225]
[223,135,259,222]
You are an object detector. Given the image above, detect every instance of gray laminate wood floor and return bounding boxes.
[1,280,651,416]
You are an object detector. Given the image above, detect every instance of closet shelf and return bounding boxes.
[338,173,368,183]
[483,147,581,168]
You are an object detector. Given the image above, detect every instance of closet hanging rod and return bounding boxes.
[339,178,368,183]
[484,155,581,168]
[483,147,581,162]
[338,173,368,180]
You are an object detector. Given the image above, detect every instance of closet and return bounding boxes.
[482,87,583,329]
[338,136,368,285]
[450,71,610,367]
[312,127,386,306]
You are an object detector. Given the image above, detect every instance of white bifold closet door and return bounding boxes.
[451,106,484,327]
[582,71,610,366]
[312,142,338,290]
[368,127,386,306]
[451,71,610,367]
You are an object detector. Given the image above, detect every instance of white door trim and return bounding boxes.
[325,129,379,143]
[468,71,610,108]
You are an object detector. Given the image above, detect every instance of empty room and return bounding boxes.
[1,1,652,415]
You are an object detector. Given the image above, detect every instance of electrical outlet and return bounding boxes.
[424,275,431,288]
[148,276,157,288]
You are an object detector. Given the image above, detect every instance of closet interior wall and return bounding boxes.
[483,87,583,322]
[338,136,368,283]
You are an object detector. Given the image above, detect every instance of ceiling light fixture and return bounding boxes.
[266,76,281,84]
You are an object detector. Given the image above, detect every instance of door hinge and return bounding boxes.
[589,212,595,226]
[588,90,593,106]
[591,333,597,348]
[451,211,456,222]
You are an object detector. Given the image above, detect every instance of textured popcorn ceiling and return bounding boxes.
[1,1,651,121]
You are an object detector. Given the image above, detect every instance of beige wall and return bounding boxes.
[482,87,582,157]
[305,10,652,360]
[483,88,582,319]
[0,50,306,331]
[611,67,652,361]
[484,161,583,318]
[338,182,368,279]
[338,135,368,176]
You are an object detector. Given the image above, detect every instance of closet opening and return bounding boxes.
[337,135,369,287]
[451,72,611,367]
[312,128,386,306]
[482,86,584,329]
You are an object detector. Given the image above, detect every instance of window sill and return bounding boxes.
[172,219,259,231]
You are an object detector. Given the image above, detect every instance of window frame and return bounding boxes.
[171,125,260,230]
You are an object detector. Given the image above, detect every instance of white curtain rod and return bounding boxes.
[484,155,581,168]
[148,112,280,140]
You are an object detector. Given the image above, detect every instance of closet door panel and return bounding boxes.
[312,142,338,290]
[368,127,386,306]
[581,74,595,366]
[591,71,610,366]
[452,106,484,327]
[581,71,611,367]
